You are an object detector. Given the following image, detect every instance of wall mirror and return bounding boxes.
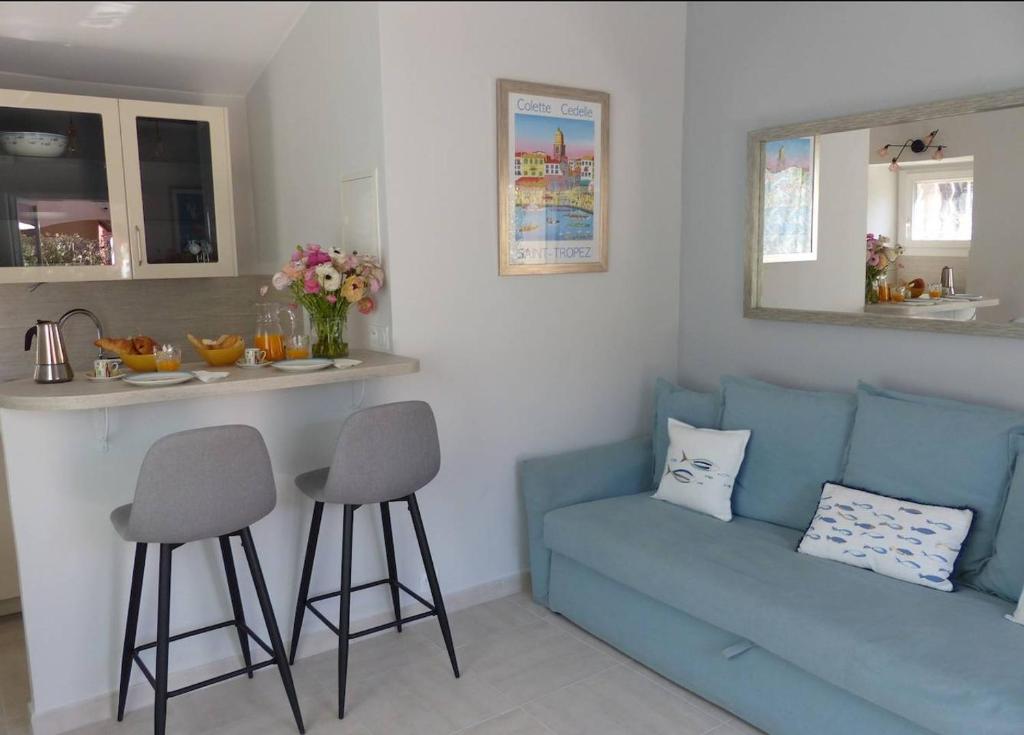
[745,88,1024,338]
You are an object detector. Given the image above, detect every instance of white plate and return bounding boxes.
[272,359,333,373]
[235,359,273,369]
[123,371,195,387]
[85,371,126,382]
[334,358,363,369]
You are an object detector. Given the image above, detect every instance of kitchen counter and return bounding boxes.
[864,297,1000,317]
[0,349,417,410]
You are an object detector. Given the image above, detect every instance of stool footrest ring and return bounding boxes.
[303,578,438,640]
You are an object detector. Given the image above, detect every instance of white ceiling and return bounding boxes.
[0,1,310,95]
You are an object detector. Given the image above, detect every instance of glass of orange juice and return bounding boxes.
[286,334,311,360]
[929,283,944,299]
[154,345,182,372]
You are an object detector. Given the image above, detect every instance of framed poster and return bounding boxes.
[497,79,609,275]
[760,136,817,263]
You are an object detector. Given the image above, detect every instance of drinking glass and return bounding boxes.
[286,334,311,360]
[929,283,944,299]
[155,345,182,372]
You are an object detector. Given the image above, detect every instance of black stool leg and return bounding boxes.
[380,502,402,632]
[407,494,460,678]
[154,544,173,735]
[288,501,324,664]
[117,543,147,721]
[338,505,355,719]
[239,528,305,734]
[219,536,254,678]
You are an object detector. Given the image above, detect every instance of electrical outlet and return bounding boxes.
[367,324,391,352]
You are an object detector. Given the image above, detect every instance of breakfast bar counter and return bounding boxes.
[0,349,418,411]
[0,349,421,734]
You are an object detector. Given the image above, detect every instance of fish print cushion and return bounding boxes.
[798,483,973,592]
[652,418,751,521]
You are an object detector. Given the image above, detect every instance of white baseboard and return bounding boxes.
[30,571,529,735]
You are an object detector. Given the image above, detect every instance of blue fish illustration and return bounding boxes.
[838,512,858,521]
[854,522,876,530]
[894,548,914,556]
[936,543,962,552]
[879,521,903,530]
[827,535,848,544]
[843,550,868,558]
[926,520,953,531]
[691,459,715,471]
[852,502,873,510]
[897,535,922,545]
[863,545,887,554]
[910,527,936,535]
[821,496,834,502]
[820,504,833,510]
[919,574,945,584]
[830,526,853,536]
[896,558,921,569]
[899,507,923,515]
[835,504,854,511]
[921,551,948,564]
[873,512,895,521]
[805,532,821,540]
[817,516,837,524]
[670,467,694,483]
[938,568,951,574]
[860,532,885,539]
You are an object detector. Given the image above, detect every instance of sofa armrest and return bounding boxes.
[520,435,653,605]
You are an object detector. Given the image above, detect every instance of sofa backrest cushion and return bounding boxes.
[842,383,1024,576]
[653,378,721,486]
[720,375,856,530]
[962,436,1024,601]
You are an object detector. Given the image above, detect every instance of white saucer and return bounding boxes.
[85,371,126,382]
[235,359,273,369]
[123,371,195,387]
[272,358,333,373]
[334,358,363,369]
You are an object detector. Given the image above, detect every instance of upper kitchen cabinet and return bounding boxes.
[119,100,236,278]
[0,90,236,284]
[0,90,131,282]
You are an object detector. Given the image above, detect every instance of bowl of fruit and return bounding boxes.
[94,335,159,372]
[187,334,245,366]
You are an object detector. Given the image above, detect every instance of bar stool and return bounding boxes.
[287,401,459,718]
[110,425,304,735]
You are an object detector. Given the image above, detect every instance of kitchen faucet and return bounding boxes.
[57,308,109,358]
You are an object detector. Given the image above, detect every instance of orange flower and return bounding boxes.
[341,275,367,303]
[357,296,375,315]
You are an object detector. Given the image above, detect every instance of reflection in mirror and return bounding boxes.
[756,103,1023,327]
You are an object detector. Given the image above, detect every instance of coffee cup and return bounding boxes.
[242,347,268,366]
[93,358,122,378]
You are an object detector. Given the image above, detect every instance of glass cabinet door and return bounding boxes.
[119,100,236,278]
[0,91,130,282]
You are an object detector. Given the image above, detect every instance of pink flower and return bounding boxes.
[866,233,875,241]
[358,296,375,315]
[326,294,337,303]
[303,273,321,294]
[282,263,301,279]
[271,272,291,290]
[369,277,381,294]
[868,253,881,267]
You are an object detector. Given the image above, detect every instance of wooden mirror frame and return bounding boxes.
[744,87,1024,339]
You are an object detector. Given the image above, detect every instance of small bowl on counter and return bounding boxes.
[190,339,245,367]
[118,352,158,373]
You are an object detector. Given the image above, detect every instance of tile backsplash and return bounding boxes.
[1,275,283,381]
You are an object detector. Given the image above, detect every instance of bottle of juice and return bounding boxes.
[254,303,287,361]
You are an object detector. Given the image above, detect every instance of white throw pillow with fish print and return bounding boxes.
[652,418,751,521]
[797,483,973,592]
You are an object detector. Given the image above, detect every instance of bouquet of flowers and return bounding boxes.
[865,233,902,304]
[271,244,385,357]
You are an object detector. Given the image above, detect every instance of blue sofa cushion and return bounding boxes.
[652,378,721,486]
[969,436,1024,602]
[720,376,856,530]
[543,493,1024,735]
[843,383,1024,576]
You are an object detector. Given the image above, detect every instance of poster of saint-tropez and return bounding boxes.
[497,79,609,275]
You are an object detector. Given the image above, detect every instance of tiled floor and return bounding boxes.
[0,614,30,735]
[1,595,766,735]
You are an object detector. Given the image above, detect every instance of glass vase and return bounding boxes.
[310,312,349,358]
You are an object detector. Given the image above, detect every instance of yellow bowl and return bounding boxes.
[193,340,245,367]
[119,352,157,373]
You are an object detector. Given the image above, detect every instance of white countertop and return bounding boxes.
[864,297,1000,316]
[0,349,418,411]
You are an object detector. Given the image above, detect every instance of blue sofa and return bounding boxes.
[522,376,1024,735]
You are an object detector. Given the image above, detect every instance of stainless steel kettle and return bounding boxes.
[25,320,73,383]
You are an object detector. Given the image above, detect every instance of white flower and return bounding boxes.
[316,264,342,292]
[271,272,290,290]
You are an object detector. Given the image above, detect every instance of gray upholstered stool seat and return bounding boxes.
[294,468,330,501]
[287,401,459,720]
[110,425,304,735]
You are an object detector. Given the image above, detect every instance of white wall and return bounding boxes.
[248,0,686,611]
[0,71,259,272]
[678,1,1024,406]
[760,129,868,312]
